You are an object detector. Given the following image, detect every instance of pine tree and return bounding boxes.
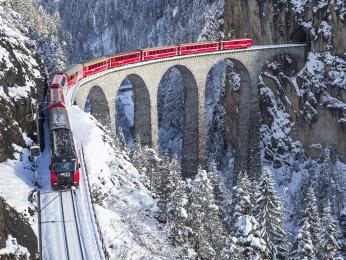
[255,167,290,259]
[317,200,340,259]
[167,179,191,251]
[301,185,321,250]
[115,128,127,151]
[337,209,346,259]
[290,219,315,260]
[229,171,268,259]
[188,170,226,259]
[130,135,143,170]
[157,155,181,222]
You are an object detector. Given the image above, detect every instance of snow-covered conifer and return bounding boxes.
[290,219,315,259]
[255,167,290,259]
[157,155,181,221]
[337,209,346,259]
[301,185,321,250]
[167,179,191,250]
[229,171,269,259]
[317,200,340,259]
[188,169,226,259]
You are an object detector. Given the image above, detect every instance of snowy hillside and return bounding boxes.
[68,106,180,259]
[0,2,47,258]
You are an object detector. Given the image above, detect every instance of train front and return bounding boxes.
[49,133,80,190]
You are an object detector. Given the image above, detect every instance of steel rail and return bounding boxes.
[59,191,70,260]
[70,190,85,260]
[80,146,108,259]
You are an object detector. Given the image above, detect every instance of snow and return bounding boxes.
[313,0,328,12]
[117,85,134,126]
[0,146,37,225]
[68,106,179,259]
[172,7,178,17]
[291,0,309,14]
[318,21,332,39]
[0,235,30,259]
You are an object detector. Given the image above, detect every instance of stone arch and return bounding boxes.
[205,58,252,182]
[85,85,110,127]
[117,74,151,147]
[158,65,199,178]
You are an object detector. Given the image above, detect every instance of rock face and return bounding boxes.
[0,199,37,259]
[0,6,46,163]
[0,3,47,258]
[224,0,346,55]
[224,0,346,163]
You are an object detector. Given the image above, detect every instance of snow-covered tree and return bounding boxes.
[130,135,143,169]
[254,167,290,259]
[317,200,340,259]
[290,219,315,260]
[156,155,181,222]
[130,136,161,190]
[337,209,346,259]
[167,179,190,250]
[301,185,321,250]
[188,169,227,259]
[115,129,127,152]
[229,171,269,259]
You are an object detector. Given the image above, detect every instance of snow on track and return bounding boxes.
[40,118,104,260]
[74,150,106,260]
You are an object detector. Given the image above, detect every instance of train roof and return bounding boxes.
[82,56,108,66]
[50,73,66,87]
[49,106,70,130]
[141,45,179,52]
[51,128,76,159]
[107,50,142,58]
[219,38,252,42]
[64,64,83,76]
[179,41,220,46]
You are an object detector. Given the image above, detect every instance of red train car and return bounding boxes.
[83,57,109,77]
[65,64,83,87]
[142,46,179,61]
[180,41,220,55]
[49,127,80,189]
[221,39,252,50]
[109,51,142,68]
[48,73,66,110]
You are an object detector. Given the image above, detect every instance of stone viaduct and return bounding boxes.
[65,44,306,178]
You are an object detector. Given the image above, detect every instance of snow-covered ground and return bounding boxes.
[39,118,104,260]
[68,106,179,259]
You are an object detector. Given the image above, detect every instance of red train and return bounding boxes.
[49,38,251,189]
[48,73,80,189]
[60,39,252,88]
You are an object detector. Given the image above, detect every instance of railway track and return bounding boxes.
[42,190,85,260]
[59,190,85,260]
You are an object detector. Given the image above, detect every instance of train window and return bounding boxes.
[61,76,66,87]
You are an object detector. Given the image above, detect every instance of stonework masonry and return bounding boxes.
[66,44,306,178]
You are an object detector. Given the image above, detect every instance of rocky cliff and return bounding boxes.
[224,0,346,55]
[220,1,346,164]
[0,2,46,163]
[0,1,51,258]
